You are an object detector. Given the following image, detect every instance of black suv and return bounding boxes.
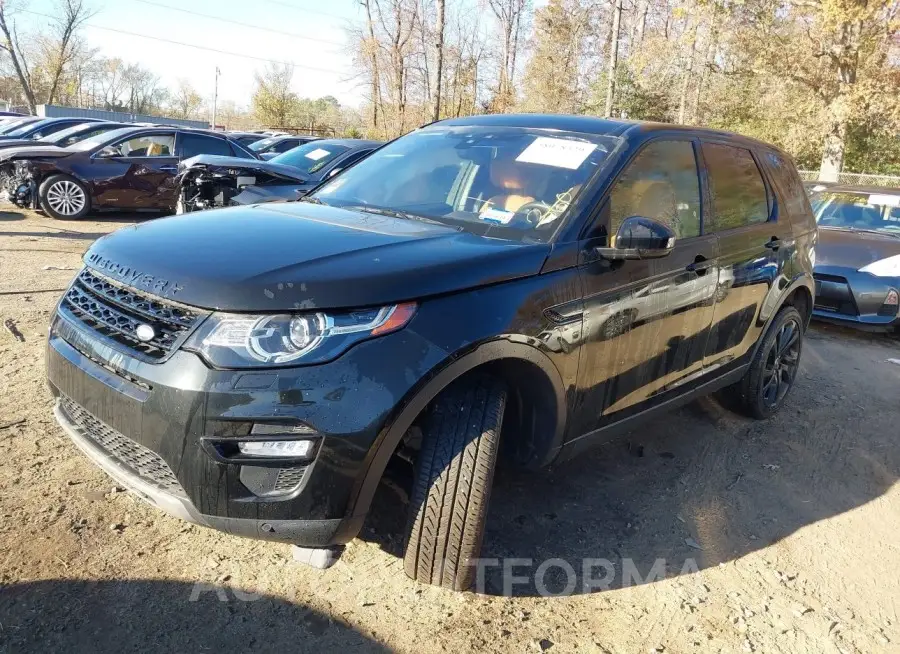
[46,115,816,591]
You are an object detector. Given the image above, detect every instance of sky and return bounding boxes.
[21,0,365,108]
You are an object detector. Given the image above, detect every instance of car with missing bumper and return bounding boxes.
[4,126,257,219]
[47,114,815,591]
[176,138,381,212]
[810,185,900,330]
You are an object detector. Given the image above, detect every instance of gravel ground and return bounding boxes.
[1,206,899,653]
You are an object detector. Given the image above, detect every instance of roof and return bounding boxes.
[435,113,784,153]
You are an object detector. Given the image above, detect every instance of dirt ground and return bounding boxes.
[1,205,899,654]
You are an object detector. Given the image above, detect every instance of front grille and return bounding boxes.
[274,466,308,493]
[61,268,204,361]
[60,396,186,497]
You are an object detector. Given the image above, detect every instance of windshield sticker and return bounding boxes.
[869,194,900,208]
[516,137,597,170]
[305,148,331,161]
[480,207,515,224]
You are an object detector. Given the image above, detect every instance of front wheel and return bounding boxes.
[403,375,506,591]
[724,305,804,419]
[39,174,91,220]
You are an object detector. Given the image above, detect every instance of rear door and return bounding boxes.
[573,138,718,436]
[699,141,794,368]
[90,132,178,209]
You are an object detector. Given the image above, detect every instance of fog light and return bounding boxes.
[237,440,316,457]
[885,289,899,306]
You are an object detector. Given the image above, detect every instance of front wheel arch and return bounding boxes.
[346,339,568,523]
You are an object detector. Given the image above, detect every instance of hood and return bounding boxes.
[0,145,73,162]
[177,154,309,184]
[83,203,550,311]
[0,139,36,150]
[816,226,900,269]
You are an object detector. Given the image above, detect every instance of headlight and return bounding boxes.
[859,254,900,277]
[185,302,416,368]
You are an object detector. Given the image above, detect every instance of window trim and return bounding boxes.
[697,138,774,233]
[92,131,177,160]
[583,135,706,242]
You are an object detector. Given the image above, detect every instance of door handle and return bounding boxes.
[764,237,781,251]
[686,255,709,275]
[159,165,177,172]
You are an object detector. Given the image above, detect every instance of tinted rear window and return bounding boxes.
[764,151,813,228]
[180,133,232,158]
[703,143,769,231]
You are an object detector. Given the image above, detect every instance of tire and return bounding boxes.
[39,174,91,220]
[724,305,804,419]
[403,375,506,591]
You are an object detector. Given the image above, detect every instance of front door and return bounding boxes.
[572,138,718,437]
[91,133,178,209]
[698,141,794,368]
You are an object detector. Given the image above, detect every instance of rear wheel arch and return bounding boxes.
[346,340,568,522]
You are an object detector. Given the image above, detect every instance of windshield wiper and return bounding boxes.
[830,226,900,238]
[344,204,460,229]
[299,195,328,205]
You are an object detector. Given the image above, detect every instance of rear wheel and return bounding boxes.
[724,306,804,419]
[39,174,90,220]
[403,375,506,591]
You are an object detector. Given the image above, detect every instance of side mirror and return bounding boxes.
[595,216,676,261]
[96,146,119,158]
[327,167,342,178]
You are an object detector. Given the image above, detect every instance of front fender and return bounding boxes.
[344,337,568,523]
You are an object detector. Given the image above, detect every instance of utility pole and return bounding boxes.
[604,0,622,118]
[211,67,220,130]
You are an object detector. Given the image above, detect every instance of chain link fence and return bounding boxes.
[798,170,900,188]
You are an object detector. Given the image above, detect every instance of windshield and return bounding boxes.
[311,126,622,242]
[249,137,279,151]
[67,127,136,151]
[0,119,32,134]
[270,142,350,175]
[3,119,44,136]
[38,123,95,143]
[812,191,900,236]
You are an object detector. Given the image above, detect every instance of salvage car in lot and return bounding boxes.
[248,134,319,159]
[46,114,815,591]
[4,126,257,219]
[0,116,103,143]
[811,185,900,331]
[0,120,130,152]
[176,138,381,212]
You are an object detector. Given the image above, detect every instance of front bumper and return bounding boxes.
[812,266,899,330]
[46,305,447,546]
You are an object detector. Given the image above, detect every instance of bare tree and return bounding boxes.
[487,0,528,111]
[169,79,204,120]
[604,0,622,117]
[431,0,446,121]
[0,0,37,112]
[360,0,383,130]
[43,0,94,106]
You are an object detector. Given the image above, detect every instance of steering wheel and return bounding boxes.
[513,201,553,226]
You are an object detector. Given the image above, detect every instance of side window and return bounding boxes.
[764,151,813,220]
[179,134,232,158]
[703,143,769,231]
[335,150,371,170]
[273,139,298,153]
[609,140,701,239]
[113,134,175,157]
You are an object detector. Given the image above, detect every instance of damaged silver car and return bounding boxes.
[175,139,381,213]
